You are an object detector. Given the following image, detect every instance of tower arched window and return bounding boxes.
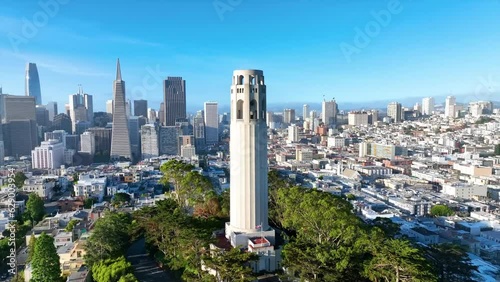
[237,100,244,120]
[250,76,256,85]
[238,75,244,85]
[250,99,258,120]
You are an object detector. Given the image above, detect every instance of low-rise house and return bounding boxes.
[22,177,55,200]
[74,174,107,202]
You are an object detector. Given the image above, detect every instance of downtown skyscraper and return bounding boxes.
[204,102,219,145]
[322,98,338,127]
[110,59,132,160]
[68,86,93,133]
[25,63,42,105]
[163,77,186,126]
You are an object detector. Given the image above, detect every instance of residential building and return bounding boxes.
[32,139,64,169]
[80,131,95,155]
[422,97,434,115]
[322,99,338,127]
[445,96,456,118]
[283,108,295,124]
[348,111,369,126]
[141,124,159,159]
[387,102,402,123]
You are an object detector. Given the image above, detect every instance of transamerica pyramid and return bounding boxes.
[110,59,132,160]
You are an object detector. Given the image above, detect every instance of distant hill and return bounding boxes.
[187,93,499,115]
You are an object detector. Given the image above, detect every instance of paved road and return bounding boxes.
[16,247,28,266]
[126,238,180,282]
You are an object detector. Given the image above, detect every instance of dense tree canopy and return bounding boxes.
[84,212,132,266]
[65,219,79,232]
[426,243,478,282]
[92,256,138,282]
[430,205,454,217]
[112,192,132,205]
[30,233,61,282]
[26,193,45,222]
[267,170,470,282]
[26,233,36,264]
[14,171,27,188]
[160,160,213,209]
[133,198,227,281]
[202,248,258,282]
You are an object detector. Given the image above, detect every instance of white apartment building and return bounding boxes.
[327,136,345,148]
[288,125,299,142]
[445,96,456,118]
[442,182,487,199]
[422,97,435,115]
[73,174,107,202]
[31,139,64,169]
[22,177,55,200]
[80,131,95,155]
[181,144,196,159]
[141,124,159,159]
[348,111,369,126]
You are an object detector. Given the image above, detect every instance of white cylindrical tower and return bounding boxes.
[229,69,268,233]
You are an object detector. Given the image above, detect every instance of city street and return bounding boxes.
[126,238,180,282]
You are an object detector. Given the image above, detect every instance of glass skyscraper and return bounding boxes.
[25,62,42,105]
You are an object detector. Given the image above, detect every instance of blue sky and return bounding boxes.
[0,0,499,112]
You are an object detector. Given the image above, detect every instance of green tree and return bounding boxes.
[495,144,500,156]
[202,248,258,282]
[112,193,131,206]
[372,217,401,238]
[160,159,194,192]
[26,233,36,264]
[30,232,62,282]
[14,171,27,188]
[0,238,9,272]
[72,173,79,183]
[83,198,94,209]
[84,212,132,266]
[65,219,79,232]
[219,188,230,218]
[427,243,478,282]
[278,187,370,280]
[132,199,222,280]
[430,205,454,217]
[26,193,45,222]
[118,273,139,282]
[11,270,24,282]
[92,256,136,282]
[179,171,213,207]
[346,193,356,200]
[364,239,437,282]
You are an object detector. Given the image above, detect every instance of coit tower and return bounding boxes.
[229,70,268,234]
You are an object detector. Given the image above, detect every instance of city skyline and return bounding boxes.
[1,1,499,112]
